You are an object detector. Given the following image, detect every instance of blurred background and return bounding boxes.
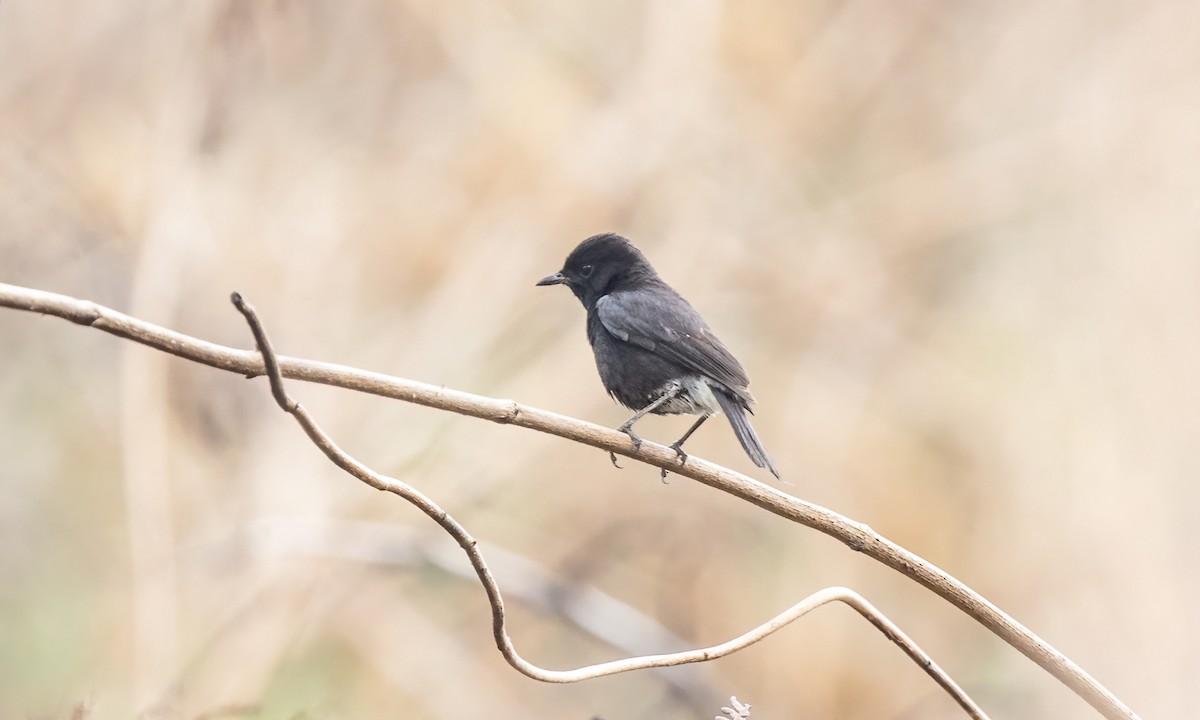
[1,1,1197,718]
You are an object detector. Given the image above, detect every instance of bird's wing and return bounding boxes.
[596,290,752,397]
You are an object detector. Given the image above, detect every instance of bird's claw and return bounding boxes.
[617,425,643,452]
[661,441,690,482]
[657,441,691,483]
[669,442,689,465]
[609,424,643,471]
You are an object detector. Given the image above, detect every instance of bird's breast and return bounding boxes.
[586,315,719,415]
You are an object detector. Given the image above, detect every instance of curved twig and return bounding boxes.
[0,282,1138,720]
[229,292,988,718]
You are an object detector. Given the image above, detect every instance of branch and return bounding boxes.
[0,282,1138,720]
[228,292,988,719]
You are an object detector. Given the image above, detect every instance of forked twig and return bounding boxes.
[229,292,990,719]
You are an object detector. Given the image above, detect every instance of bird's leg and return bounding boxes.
[617,382,682,447]
[659,413,710,481]
[668,414,710,464]
[608,382,683,468]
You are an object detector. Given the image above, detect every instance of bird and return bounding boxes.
[536,232,779,479]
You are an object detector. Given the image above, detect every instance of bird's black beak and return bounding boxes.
[536,271,567,287]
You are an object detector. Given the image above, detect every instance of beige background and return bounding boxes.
[1,2,1196,719]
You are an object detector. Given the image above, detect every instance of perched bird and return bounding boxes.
[537,233,779,478]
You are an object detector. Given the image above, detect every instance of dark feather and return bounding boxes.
[714,389,779,478]
[595,287,754,403]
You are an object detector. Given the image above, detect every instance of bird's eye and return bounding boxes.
[580,264,594,277]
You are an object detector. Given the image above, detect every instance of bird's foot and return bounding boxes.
[658,440,690,481]
[617,423,643,452]
[609,424,643,470]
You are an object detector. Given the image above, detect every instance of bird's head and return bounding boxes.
[536,233,656,308]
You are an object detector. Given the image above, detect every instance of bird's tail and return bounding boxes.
[714,389,780,479]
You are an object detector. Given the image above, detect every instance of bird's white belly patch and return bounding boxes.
[683,376,722,413]
[651,375,722,415]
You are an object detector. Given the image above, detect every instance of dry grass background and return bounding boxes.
[1,1,1198,719]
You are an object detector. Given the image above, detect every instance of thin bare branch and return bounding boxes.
[0,282,1139,720]
[229,292,989,719]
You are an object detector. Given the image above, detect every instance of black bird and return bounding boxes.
[537,233,779,478]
